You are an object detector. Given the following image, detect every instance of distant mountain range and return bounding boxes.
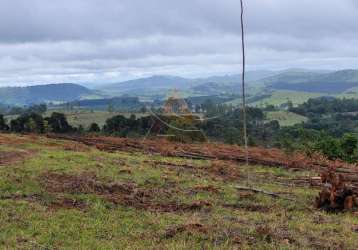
[99,69,358,96]
[0,83,101,106]
[1,69,358,106]
[100,70,278,95]
[262,69,358,94]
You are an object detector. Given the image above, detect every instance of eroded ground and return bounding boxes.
[0,133,358,249]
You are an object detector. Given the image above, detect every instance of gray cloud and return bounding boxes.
[0,0,357,86]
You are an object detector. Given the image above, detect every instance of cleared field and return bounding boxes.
[0,133,358,249]
[251,90,323,107]
[266,111,308,126]
[46,110,148,128]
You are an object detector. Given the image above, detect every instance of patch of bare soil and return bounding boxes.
[146,159,240,181]
[193,185,220,193]
[207,160,240,181]
[163,223,207,238]
[0,150,34,165]
[62,142,91,152]
[254,225,294,245]
[47,197,88,210]
[223,203,272,212]
[0,193,88,211]
[0,134,38,145]
[39,172,212,213]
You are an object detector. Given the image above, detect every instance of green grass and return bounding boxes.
[45,110,148,128]
[5,110,148,129]
[252,91,323,107]
[266,111,308,127]
[0,134,358,249]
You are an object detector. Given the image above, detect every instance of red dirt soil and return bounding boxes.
[0,150,34,165]
[47,134,357,173]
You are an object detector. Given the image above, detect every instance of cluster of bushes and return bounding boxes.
[102,114,206,143]
[290,97,358,117]
[0,112,74,133]
[276,128,358,163]
[0,112,206,143]
[200,106,281,146]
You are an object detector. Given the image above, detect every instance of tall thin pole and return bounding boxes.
[240,0,249,167]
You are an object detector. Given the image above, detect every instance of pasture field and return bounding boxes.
[45,110,148,128]
[266,111,308,127]
[251,91,323,107]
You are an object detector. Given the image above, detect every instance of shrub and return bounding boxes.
[88,123,101,132]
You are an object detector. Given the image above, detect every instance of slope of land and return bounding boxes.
[100,71,276,96]
[0,83,103,105]
[263,69,358,94]
[1,133,358,249]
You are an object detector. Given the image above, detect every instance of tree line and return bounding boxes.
[1,96,357,163]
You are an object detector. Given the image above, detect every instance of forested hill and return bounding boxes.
[0,83,98,105]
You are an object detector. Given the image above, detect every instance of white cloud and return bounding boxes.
[0,0,357,86]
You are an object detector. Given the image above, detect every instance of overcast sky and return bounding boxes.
[0,0,358,87]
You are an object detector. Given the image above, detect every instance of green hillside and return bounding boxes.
[0,83,102,105]
[263,70,358,94]
[266,111,308,127]
[251,91,322,107]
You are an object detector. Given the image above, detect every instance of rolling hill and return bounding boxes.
[2,69,358,107]
[263,69,358,94]
[102,75,192,95]
[99,69,358,97]
[100,71,277,96]
[0,83,102,105]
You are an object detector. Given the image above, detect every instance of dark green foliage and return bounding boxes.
[62,97,142,112]
[103,115,153,137]
[103,114,205,143]
[0,114,9,131]
[45,112,73,133]
[10,113,45,133]
[314,135,342,160]
[200,105,279,146]
[290,97,358,117]
[26,104,47,114]
[88,123,101,133]
[341,134,358,162]
[5,104,47,116]
[276,127,358,163]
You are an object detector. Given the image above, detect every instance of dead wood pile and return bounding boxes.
[47,134,358,211]
[47,134,357,171]
[316,167,358,212]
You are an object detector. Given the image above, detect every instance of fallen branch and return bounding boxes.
[236,186,296,201]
